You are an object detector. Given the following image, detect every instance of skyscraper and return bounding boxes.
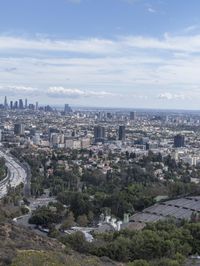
[4,96,8,109]
[48,127,59,141]
[25,99,28,109]
[130,111,136,120]
[14,101,18,109]
[64,104,72,113]
[10,101,13,110]
[119,125,126,141]
[29,104,35,110]
[36,101,38,111]
[94,126,106,143]
[174,134,185,148]
[14,123,25,136]
[19,99,24,109]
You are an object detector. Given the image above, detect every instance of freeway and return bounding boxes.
[0,150,27,198]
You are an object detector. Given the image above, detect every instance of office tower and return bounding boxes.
[94,126,105,143]
[10,101,13,110]
[19,99,24,109]
[165,115,169,123]
[48,127,59,140]
[44,105,52,112]
[98,112,103,120]
[14,123,25,136]
[14,101,18,109]
[119,125,126,141]
[107,112,112,119]
[29,104,35,110]
[174,134,185,148]
[25,99,28,109]
[130,111,136,120]
[64,104,72,113]
[51,133,59,146]
[36,101,38,111]
[4,96,8,109]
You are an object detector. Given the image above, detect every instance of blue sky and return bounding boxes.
[1,0,200,109]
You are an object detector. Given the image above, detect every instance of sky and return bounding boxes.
[1,0,200,109]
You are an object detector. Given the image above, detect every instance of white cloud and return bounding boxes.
[147,7,156,13]
[1,33,200,55]
[183,24,200,33]
[1,32,200,107]
[121,33,200,53]
[0,85,37,92]
[47,87,118,98]
[0,36,117,55]
[157,93,186,100]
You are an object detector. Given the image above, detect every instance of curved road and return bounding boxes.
[0,149,27,198]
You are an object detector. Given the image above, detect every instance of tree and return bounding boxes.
[21,206,29,215]
[87,210,94,223]
[77,214,88,227]
[70,193,92,217]
[61,211,75,230]
[63,231,88,253]
[48,224,59,238]
[29,206,60,226]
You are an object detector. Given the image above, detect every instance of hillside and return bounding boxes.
[0,223,122,266]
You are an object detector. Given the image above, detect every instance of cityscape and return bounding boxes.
[0,95,200,265]
[1,0,200,266]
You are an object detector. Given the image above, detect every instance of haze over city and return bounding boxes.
[0,0,200,109]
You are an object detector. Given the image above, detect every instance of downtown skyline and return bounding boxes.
[1,0,200,109]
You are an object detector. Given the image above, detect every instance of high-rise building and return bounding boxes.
[64,104,72,113]
[10,101,13,110]
[14,123,25,136]
[107,112,112,119]
[4,96,8,109]
[19,99,24,109]
[48,127,59,140]
[130,111,136,120]
[36,102,38,111]
[29,104,35,110]
[94,126,106,143]
[44,105,52,112]
[174,134,185,148]
[25,99,28,109]
[51,133,59,146]
[118,125,126,141]
[14,101,18,109]
[98,112,104,120]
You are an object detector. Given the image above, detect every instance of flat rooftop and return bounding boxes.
[130,196,200,223]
